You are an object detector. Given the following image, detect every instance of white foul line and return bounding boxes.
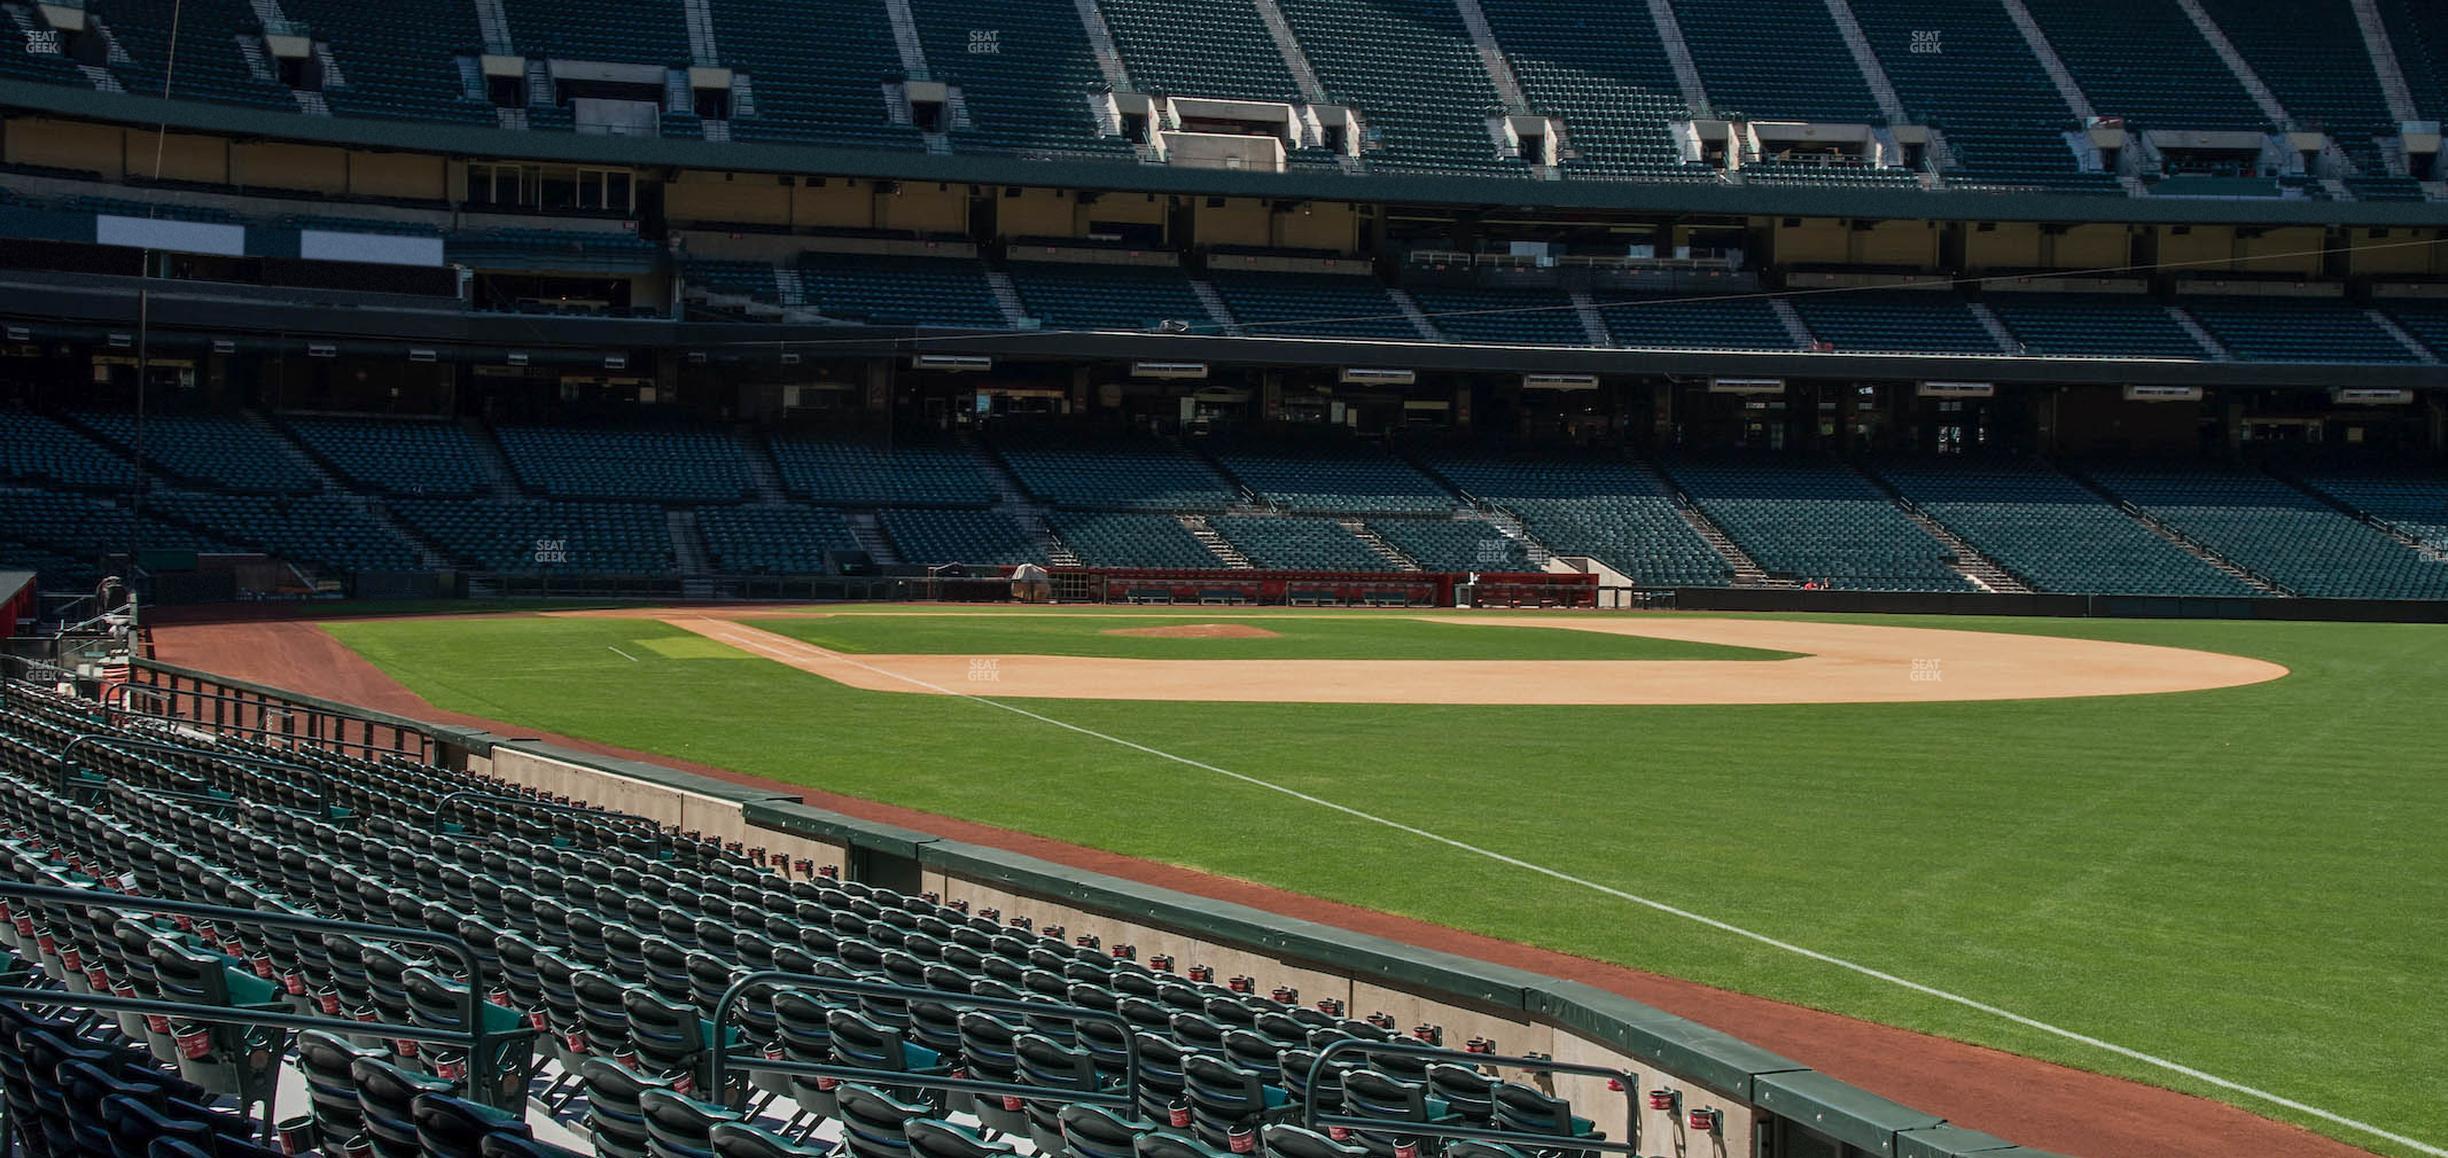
[695,621,2444,1157]
[607,646,640,663]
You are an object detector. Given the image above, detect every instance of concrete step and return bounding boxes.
[2057,461,2294,596]
[1340,518,1420,572]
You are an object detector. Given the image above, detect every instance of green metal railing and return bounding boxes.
[707,972,1146,1115]
[1302,1039,1644,1154]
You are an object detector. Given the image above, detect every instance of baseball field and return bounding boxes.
[183,607,2443,1156]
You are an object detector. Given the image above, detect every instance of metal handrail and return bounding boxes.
[1302,1039,1643,1153]
[433,790,672,843]
[122,665,435,762]
[52,732,338,818]
[706,972,1144,1114]
[0,879,514,1116]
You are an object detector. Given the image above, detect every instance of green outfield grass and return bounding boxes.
[322,610,2448,1156]
[745,612,1797,661]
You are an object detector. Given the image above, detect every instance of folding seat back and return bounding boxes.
[1134,1130,1236,1158]
[404,966,536,1107]
[708,1121,835,1158]
[836,1083,931,1158]
[623,985,717,1095]
[410,1091,533,1158]
[1058,1102,1155,1158]
[1013,1031,1099,1152]
[98,1092,210,1158]
[1263,1125,1371,1158]
[1488,1082,1596,1147]
[583,1056,683,1158]
[642,936,694,1004]
[573,969,632,1062]
[350,1056,453,1158]
[639,1086,747,1158]
[1424,1065,1495,1126]
[146,937,286,1103]
[1182,1052,1278,1150]
[904,1117,1019,1158]
[296,1029,386,1143]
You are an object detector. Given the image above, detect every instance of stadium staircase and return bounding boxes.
[1187,278,1244,336]
[2167,306,2232,360]
[963,433,1077,566]
[1178,514,1254,568]
[981,270,1034,328]
[1449,0,1534,116]
[1769,299,1818,349]
[2058,462,2294,595]
[665,508,717,597]
[736,426,793,503]
[1340,518,1421,571]
[844,510,903,566]
[1387,287,1443,341]
[1967,302,2026,354]
[1637,460,1780,586]
[882,0,932,81]
[2174,0,2294,129]
[1820,0,1911,127]
[1472,506,1552,567]
[683,0,720,66]
[459,417,524,496]
[1849,462,2034,593]
[2368,309,2440,363]
[1070,0,1134,92]
[1248,0,1331,105]
[254,412,452,569]
[2268,467,2443,554]
[470,0,514,55]
[1647,0,1708,110]
[2352,0,2425,124]
[1568,290,1614,345]
[2000,0,2097,121]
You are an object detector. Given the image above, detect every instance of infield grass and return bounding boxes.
[743,611,1797,661]
[322,609,2448,1155]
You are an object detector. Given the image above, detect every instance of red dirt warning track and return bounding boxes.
[147,617,2369,1158]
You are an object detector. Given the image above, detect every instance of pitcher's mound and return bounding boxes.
[1101,623,1281,640]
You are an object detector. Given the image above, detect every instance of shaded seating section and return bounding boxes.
[1476,0,1709,180]
[994,432,1237,511]
[1986,294,2208,359]
[1849,0,2112,191]
[495,423,755,502]
[880,508,1044,565]
[799,255,1009,329]
[2087,465,2448,598]
[281,416,490,496]
[1367,518,1527,571]
[696,505,863,574]
[1871,458,2251,595]
[1272,0,1522,174]
[2294,468,2448,548]
[445,229,660,274]
[1206,440,1454,514]
[768,435,996,507]
[99,0,295,110]
[1405,288,1590,346]
[910,0,1133,159]
[1427,454,1728,586]
[392,498,675,573]
[1669,0,1880,123]
[2194,0,2398,180]
[0,540,100,589]
[683,259,787,307]
[2024,0,2265,130]
[1048,510,1225,568]
[284,0,498,124]
[1792,293,1998,354]
[145,491,425,575]
[1664,454,1972,591]
[0,489,235,560]
[1097,0,1301,100]
[498,0,688,67]
[74,412,317,495]
[2381,0,2448,126]
[2181,298,2420,363]
[2377,300,2448,360]
[1735,160,1921,188]
[1008,264,1212,332]
[713,0,922,148]
[1208,273,1419,341]
[1589,293,1798,351]
[1209,515,1393,570]
[0,409,140,490]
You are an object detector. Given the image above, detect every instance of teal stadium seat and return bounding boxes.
[768,435,996,507]
[881,508,1045,566]
[1271,0,1525,175]
[282,416,489,497]
[2087,464,2448,598]
[1871,458,2252,595]
[1208,439,1454,514]
[1427,453,1729,586]
[1048,511,1227,568]
[696,506,862,574]
[993,432,1238,511]
[494,423,753,502]
[1664,454,1972,591]
[1209,515,1393,571]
